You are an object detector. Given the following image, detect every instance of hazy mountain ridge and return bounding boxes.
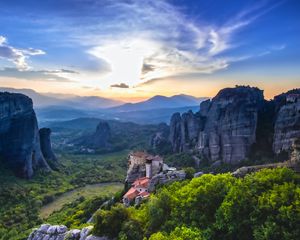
[1,88,205,124]
[37,105,200,124]
[0,88,206,110]
[0,87,124,109]
[108,94,208,112]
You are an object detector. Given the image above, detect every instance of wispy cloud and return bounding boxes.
[0,36,45,70]
[50,69,79,74]
[258,43,286,56]
[0,67,76,82]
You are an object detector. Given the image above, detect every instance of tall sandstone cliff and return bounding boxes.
[39,128,58,168]
[0,92,56,178]
[169,86,300,165]
[273,89,300,154]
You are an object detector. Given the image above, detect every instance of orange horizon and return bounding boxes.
[0,76,299,103]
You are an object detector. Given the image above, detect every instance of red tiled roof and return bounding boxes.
[132,177,150,188]
[124,177,152,202]
[123,187,139,200]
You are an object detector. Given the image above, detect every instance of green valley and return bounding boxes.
[0,151,128,240]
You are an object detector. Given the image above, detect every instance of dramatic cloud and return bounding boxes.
[110,83,129,88]
[82,0,278,85]
[0,36,45,70]
[0,0,285,88]
[0,67,76,82]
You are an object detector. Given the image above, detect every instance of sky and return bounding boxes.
[0,0,299,101]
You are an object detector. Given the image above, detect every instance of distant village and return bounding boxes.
[122,151,186,206]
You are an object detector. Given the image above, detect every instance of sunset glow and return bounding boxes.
[0,0,299,100]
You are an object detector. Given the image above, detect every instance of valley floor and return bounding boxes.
[40,182,123,219]
[0,151,128,240]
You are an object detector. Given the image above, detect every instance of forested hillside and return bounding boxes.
[93,168,300,240]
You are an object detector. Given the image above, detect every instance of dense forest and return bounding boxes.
[93,168,300,240]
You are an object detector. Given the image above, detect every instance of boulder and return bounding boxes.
[80,226,93,240]
[27,224,105,240]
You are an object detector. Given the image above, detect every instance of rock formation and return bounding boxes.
[168,86,300,166]
[169,112,183,152]
[232,139,300,178]
[198,86,264,164]
[125,152,163,185]
[169,86,264,164]
[77,121,112,150]
[169,111,200,152]
[39,128,57,168]
[150,123,170,152]
[273,89,300,154]
[0,92,50,178]
[125,152,148,184]
[27,224,108,240]
[91,121,111,148]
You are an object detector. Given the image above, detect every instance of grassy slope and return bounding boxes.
[40,183,123,219]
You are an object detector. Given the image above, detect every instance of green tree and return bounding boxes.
[149,226,203,240]
[93,204,129,238]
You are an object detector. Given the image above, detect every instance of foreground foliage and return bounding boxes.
[93,168,300,240]
[0,151,127,240]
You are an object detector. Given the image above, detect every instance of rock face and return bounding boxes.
[125,152,148,184]
[232,140,300,177]
[92,121,111,148]
[198,86,264,164]
[273,90,300,154]
[169,111,200,152]
[39,128,57,166]
[169,86,264,164]
[0,92,50,178]
[27,224,108,240]
[150,123,170,151]
[78,121,111,149]
[169,112,182,152]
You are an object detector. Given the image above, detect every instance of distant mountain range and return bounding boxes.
[108,94,207,112]
[0,87,208,124]
[0,87,206,110]
[0,88,124,109]
[37,105,201,124]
